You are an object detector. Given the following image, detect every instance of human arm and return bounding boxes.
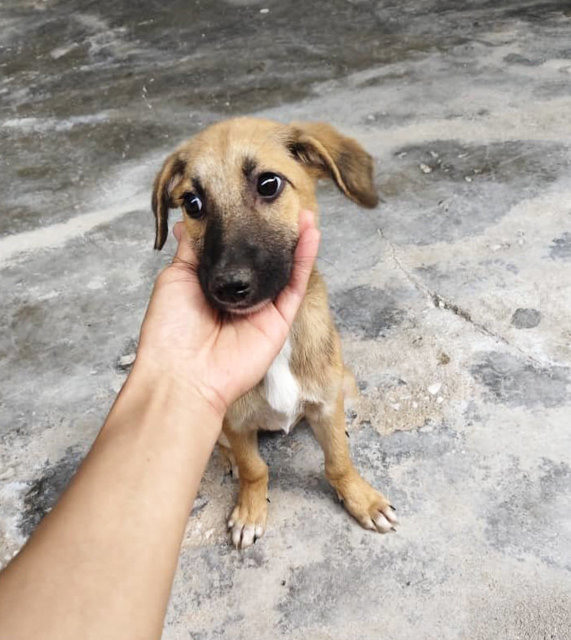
[0,210,319,640]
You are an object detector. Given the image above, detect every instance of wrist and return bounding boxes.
[125,358,227,425]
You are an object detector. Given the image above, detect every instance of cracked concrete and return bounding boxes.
[1,1,570,638]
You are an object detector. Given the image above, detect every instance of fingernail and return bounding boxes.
[299,209,314,226]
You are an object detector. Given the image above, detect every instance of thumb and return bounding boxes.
[172,221,197,265]
[274,210,320,325]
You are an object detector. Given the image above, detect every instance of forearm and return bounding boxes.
[0,366,222,640]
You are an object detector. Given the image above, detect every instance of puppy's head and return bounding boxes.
[152,117,377,314]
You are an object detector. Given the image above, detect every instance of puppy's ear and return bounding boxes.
[287,122,378,208]
[151,153,186,250]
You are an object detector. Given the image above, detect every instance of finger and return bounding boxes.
[297,208,315,236]
[172,222,197,265]
[173,221,184,242]
[274,211,320,325]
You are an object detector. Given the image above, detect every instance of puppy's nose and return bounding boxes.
[212,268,253,304]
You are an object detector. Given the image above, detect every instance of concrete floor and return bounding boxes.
[1,1,570,638]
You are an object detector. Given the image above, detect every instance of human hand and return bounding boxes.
[134,210,320,419]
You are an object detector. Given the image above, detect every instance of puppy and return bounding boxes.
[152,117,397,548]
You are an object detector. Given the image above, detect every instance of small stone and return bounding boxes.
[429,150,439,158]
[419,163,432,174]
[428,382,442,395]
[259,7,269,13]
[412,401,418,409]
[511,308,541,329]
[118,353,136,368]
[50,43,78,60]
[464,176,472,182]
[391,403,401,411]
[436,396,444,404]
[438,352,451,365]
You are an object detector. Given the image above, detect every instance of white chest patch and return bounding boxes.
[264,338,300,433]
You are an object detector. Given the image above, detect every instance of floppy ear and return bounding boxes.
[151,153,186,250]
[287,122,378,208]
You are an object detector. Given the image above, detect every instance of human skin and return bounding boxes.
[0,210,320,640]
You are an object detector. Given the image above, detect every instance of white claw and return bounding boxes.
[363,517,377,531]
[383,508,398,526]
[232,525,243,548]
[241,526,256,548]
[230,522,265,549]
[374,513,393,533]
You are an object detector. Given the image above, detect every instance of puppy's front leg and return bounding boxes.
[307,389,398,533]
[224,425,269,549]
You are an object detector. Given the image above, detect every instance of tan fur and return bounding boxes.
[152,117,397,548]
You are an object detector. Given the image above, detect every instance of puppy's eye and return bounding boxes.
[182,192,203,219]
[257,173,283,200]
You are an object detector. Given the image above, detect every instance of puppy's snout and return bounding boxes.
[198,222,295,313]
[211,268,254,304]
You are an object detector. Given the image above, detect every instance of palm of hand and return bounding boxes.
[137,213,319,417]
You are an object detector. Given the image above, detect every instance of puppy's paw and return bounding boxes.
[334,472,398,534]
[227,482,268,549]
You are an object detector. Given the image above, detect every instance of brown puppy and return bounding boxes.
[152,117,397,548]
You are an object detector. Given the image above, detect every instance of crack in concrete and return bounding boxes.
[376,228,552,368]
